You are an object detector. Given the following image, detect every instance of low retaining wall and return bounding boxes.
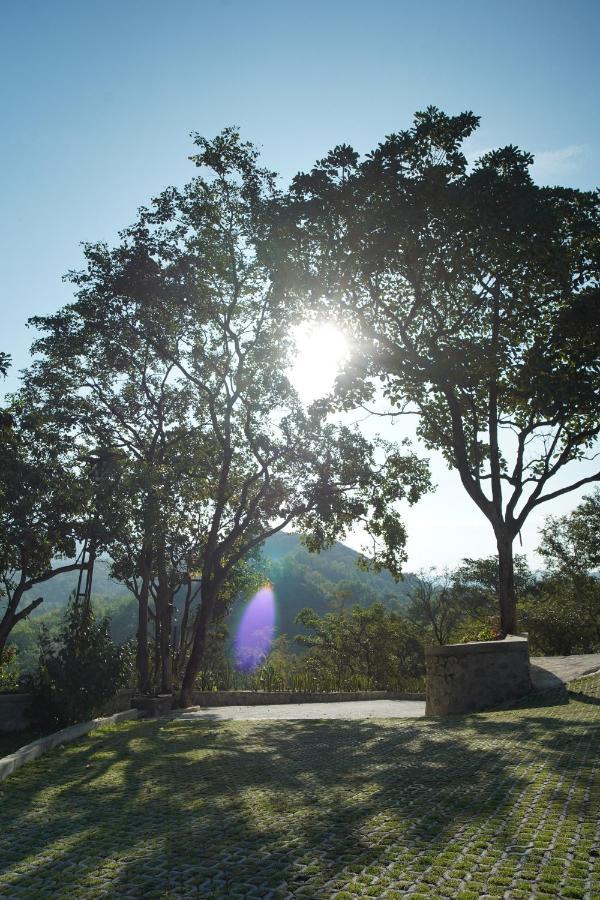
[191,689,424,707]
[103,688,136,714]
[425,635,531,715]
[0,709,140,783]
[0,689,137,733]
[0,693,33,733]
[1,687,426,731]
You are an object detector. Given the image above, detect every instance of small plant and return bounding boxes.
[454,616,503,643]
[0,646,19,692]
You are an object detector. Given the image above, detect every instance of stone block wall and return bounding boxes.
[0,693,34,732]
[425,635,531,715]
[0,688,137,732]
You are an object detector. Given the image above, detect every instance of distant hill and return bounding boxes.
[20,559,133,612]
[261,532,417,637]
[13,534,417,662]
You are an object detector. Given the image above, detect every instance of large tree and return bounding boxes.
[0,395,88,656]
[278,107,600,635]
[28,299,193,693]
[30,130,430,706]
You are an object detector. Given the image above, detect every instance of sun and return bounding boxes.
[290,321,350,403]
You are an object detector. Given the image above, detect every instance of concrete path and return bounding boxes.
[175,698,426,721]
[530,653,600,692]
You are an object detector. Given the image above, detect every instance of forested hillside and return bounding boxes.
[9,534,417,670]
[263,533,417,637]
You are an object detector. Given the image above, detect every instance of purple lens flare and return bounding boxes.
[234,584,276,671]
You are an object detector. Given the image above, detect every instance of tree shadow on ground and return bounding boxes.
[0,678,599,897]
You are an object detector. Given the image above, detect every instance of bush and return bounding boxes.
[0,646,19,692]
[31,597,133,728]
[520,576,600,655]
[294,603,425,691]
[453,616,503,644]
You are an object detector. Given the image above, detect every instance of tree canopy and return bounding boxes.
[27,129,430,705]
[0,395,89,655]
[276,107,600,634]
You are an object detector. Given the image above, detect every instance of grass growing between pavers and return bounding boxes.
[0,676,599,899]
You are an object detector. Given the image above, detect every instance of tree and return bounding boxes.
[525,490,600,651]
[295,603,424,690]
[406,570,457,646]
[32,596,133,728]
[406,556,533,645]
[29,129,430,707]
[27,297,193,694]
[538,488,600,577]
[279,107,600,635]
[0,397,88,657]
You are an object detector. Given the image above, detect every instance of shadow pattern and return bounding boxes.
[0,675,599,898]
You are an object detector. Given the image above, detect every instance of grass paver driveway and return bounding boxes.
[1,675,599,899]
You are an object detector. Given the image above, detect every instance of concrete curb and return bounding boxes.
[530,665,600,695]
[190,690,426,707]
[0,708,140,784]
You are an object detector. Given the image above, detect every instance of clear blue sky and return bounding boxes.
[1,0,599,568]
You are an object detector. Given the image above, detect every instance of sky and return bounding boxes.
[1,0,599,571]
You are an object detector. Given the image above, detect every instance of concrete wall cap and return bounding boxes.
[425,635,529,658]
[190,689,425,706]
[0,708,140,783]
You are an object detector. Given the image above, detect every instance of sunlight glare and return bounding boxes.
[234,585,276,672]
[290,322,350,403]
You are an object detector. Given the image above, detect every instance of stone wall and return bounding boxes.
[0,687,425,730]
[425,635,531,715]
[0,693,34,733]
[0,688,137,732]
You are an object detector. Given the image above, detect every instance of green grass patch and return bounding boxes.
[0,674,599,897]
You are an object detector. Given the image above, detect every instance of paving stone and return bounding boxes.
[0,674,599,897]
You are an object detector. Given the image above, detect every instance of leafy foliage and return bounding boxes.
[0,399,88,655]
[520,576,600,655]
[294,603,425,690]
[31,598,133,728]
[0,646,19,692]
[406,556,532,645]
[538,488,600,577]
[521,489,600,654]
[0,353,10,379]
[280,106,600,633]
[28,128,430,705]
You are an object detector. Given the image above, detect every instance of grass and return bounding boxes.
[0,676,599,898]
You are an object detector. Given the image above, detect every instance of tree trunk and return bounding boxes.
[0,612,14,659]
[156,538,172,694]
[496,531,517,635]
[136,549,152,694]
[0,584,25,658]
[179,585,215,708]
[174,577,193,679]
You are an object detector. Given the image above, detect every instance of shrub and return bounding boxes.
[453,616,503,644]
[0,646,19,692]
[294,603,425,691]
[31,597,133,728]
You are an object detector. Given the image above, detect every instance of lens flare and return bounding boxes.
[234,585,276,671]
